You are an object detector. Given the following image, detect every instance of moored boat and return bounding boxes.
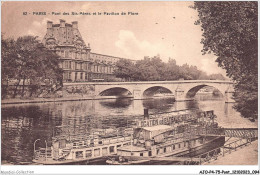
[33,128,133,165]
[106,110,225,165]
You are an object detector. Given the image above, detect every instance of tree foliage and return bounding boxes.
[2,35,63,98]
[193,2,257,119]
[114,55,226,81]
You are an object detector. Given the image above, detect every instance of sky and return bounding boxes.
[2,1,227,76]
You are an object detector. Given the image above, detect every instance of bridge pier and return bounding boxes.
[175,86,194,102]
[133,89,142,100]
[225,85,235,103]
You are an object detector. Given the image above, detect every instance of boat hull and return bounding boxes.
[106,136,225,165]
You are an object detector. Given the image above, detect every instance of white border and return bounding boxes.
[1,0,259,174]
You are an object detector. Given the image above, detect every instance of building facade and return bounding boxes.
[42,19,133,82]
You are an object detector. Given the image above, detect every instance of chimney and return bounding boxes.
[144,108,149,119]
[47,21,53,29]
[72,21,78,29]
[60,19,65,27]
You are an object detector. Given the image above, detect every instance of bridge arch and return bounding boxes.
[185,84,224,98]
[142,86,174,98]
[99,87,132,97]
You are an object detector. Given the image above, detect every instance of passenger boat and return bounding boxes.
[32,128,133,165]
[106,110,225,165]
[33,109,224,165]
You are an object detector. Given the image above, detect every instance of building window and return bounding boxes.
[80,63,82,70]
[85,150,92,158]
[61,50,65,57]
[80,73,83,80]
[75,151,83,159]
[172,144,175,150]
[75,72,77,80]
[109,146,115,153]
[63,72,67,80]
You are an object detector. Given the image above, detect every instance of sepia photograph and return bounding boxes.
[1,1,258,174]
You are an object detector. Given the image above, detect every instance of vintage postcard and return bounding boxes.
[1,1,258,175]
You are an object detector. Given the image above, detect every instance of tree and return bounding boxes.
[193,2,258,119]
[1,35,63,98]
[114,59,136,81]
[208,74,226,80]
[114,55,226,82]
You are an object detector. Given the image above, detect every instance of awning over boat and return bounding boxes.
[142,125,173,140]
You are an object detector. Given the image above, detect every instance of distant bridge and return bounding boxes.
[63,80,235,102]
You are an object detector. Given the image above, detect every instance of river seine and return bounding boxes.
[1,94,257,164]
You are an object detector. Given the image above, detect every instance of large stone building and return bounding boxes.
[42,19,134,82]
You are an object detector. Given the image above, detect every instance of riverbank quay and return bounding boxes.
[203,140,258,165]
[1,96,122,105]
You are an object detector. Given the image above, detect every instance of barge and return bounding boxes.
[106,110,225,165]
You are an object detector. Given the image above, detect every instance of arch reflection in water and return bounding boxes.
[142,97,175,113]
[143,86,174,98]
[99,98,133,109]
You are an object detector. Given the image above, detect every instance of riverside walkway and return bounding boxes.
[1,96,117,105]
[203,140,258,165]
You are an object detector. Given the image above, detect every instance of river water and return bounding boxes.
[1,94,257,164]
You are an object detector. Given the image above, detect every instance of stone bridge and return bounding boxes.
[63,80,235,102]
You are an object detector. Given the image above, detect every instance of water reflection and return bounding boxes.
[99,98,132,109]
[142,97,175,112]
[1,94,257,164]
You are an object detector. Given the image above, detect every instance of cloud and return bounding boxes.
[115,30,167,60]
[115,30,227,76]
[200,56,227,75]
[27,17,52,39]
